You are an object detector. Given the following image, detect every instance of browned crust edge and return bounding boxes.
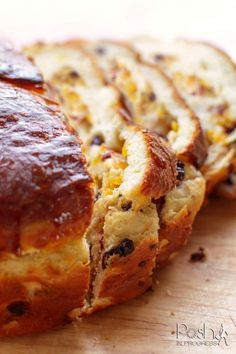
[0,263,89,336]
[77,237,157,316]
[156,209,194,268]
[140,129,177,198]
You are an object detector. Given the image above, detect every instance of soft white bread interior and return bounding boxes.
[25,42,177,313]
[73,40,206,266]
[130,37,236,197]
[81,40,206,167]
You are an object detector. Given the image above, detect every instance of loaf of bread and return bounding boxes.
[0,41,179,335]
[0,43,95,336]
[3,35,232,336]
[130,37,236,198]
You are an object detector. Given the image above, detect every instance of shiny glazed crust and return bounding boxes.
[0,45,93,336]
[0,82,93,254]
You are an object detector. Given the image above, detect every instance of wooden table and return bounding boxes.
[1,198,236,354]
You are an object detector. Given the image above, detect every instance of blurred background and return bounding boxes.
[0,0,236,57]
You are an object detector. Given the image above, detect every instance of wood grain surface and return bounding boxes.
[1,198,236,354]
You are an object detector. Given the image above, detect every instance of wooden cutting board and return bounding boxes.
[1,198,236,354]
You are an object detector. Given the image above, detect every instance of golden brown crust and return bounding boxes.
[0,45,94,336]
[72,238,157,316]
[157,209,193,268]
[0,262,89,336]
[140,129,177,198]
[0,71,93,254]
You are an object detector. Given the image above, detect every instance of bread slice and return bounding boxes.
[70,40,206,267]
[0,44,94,336]
[130,37,236,197]
[82,40,207,166]
[25,42,177,314]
